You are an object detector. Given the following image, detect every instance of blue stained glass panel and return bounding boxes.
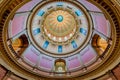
[43,41,49,49]
[33,28,40,35]
[71,41,77,49]
[37,10,45,16]
[57,2,63,6]
[58,45,62,53]
[75,10,82,16]
[80,28,87,35]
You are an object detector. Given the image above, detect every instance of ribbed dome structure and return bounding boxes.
[43,10,77,42]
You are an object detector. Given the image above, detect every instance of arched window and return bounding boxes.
[11,34,29,56]
[54,59,66,73]
[92,34,108,56]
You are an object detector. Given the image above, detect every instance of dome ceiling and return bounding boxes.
[2,0,115,79]
[28,1,92,56]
